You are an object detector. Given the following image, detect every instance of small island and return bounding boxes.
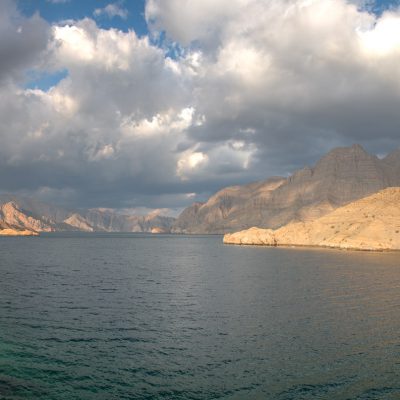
[224,187,400,251]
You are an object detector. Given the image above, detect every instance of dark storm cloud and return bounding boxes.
[0,0,49,82]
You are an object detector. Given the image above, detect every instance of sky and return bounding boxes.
[0,0,399,213]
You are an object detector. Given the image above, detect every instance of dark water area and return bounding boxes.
[0,233,399,399]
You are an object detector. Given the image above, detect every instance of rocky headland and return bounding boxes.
[223,188,400,251]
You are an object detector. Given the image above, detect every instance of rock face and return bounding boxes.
[223,188,400,251]
[174,145,400,233]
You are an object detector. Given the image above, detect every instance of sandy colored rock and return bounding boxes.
[224,227,277,245]
[0,228,38,236]
[150,227,167,234]
[224,188,400,251]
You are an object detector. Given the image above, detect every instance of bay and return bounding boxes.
[0,233,399,399]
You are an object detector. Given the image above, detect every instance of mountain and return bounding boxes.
[0,202,41,236]
[0,194,70,223]
[383,148,400,182]
[223,187,400,251]
[0,201,56,232]
[0,197,176,234]
[173,144,400,233]
[172,177,286,233]
[64,213,95,232]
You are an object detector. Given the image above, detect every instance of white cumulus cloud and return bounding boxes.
[94,2,128,20]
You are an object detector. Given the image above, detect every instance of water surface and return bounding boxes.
[0,233,399,399]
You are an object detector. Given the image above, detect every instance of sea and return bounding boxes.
[0,233,399,399]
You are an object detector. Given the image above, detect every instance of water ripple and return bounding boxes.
[0,234,399,399]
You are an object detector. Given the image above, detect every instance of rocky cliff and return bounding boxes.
[173,145,400,233]
[0,201,54,232]
[223,187,400,251]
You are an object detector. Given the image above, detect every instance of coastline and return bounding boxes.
[223,237,400,253]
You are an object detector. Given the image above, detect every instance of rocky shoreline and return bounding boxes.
[0,229,38,236]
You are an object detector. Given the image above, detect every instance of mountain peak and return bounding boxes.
[323,143,369,158]
[1,201,21,213]
[350,143,366,151]
[313,144,376,172]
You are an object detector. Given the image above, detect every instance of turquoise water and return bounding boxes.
[0,233,399,399]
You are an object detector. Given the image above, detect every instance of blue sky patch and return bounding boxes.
[17,0,148,36]
[25,69,68,91]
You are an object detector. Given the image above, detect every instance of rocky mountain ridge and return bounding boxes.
[0,198,175,234]
[173,144,400,233]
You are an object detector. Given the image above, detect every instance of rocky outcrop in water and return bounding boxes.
[224,188,400,251]
[173,145,400,233]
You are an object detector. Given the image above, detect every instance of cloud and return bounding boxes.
[0,15,196,208]
[146,0,400,169]
[1,0,400,210]
[0,0,50,83]
[93,2,128,20]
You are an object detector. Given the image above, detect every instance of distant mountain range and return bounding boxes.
[172,144,400,233]
[0,197,175,234]
[1,144,399,235]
